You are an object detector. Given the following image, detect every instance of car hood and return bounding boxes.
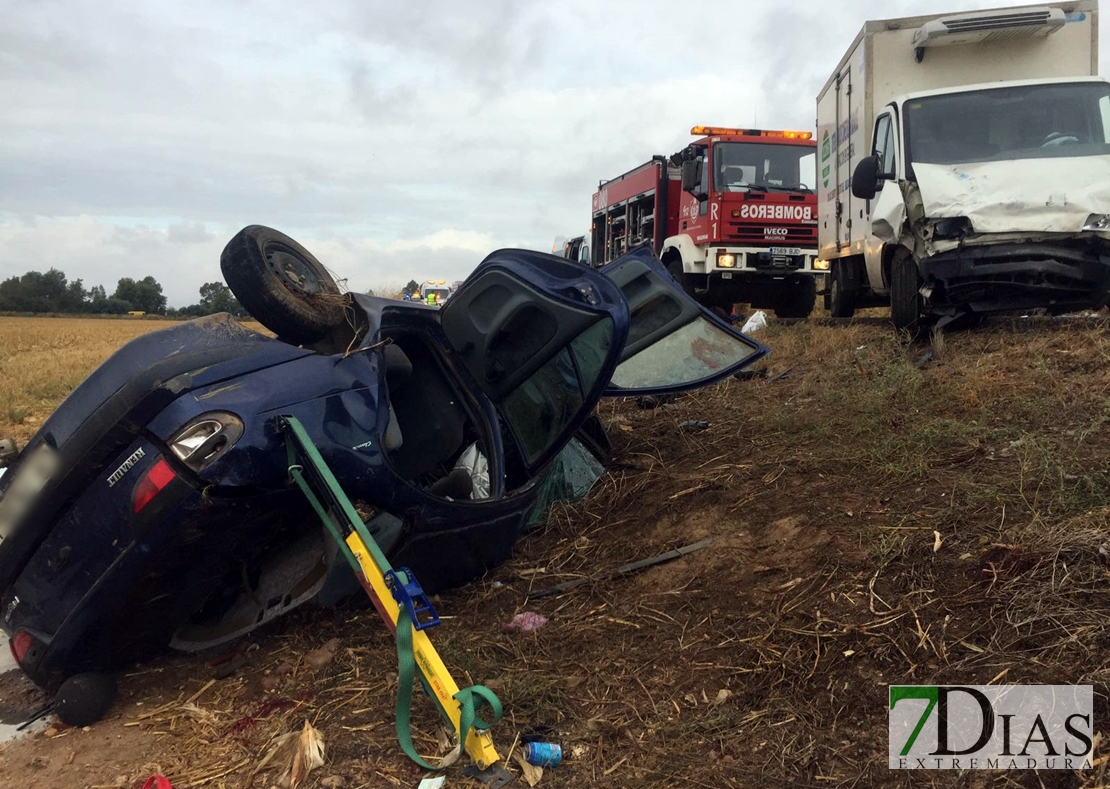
[914,156,1110,234]
[26,314,309,452]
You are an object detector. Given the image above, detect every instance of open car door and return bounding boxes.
[440,249,631,476]
[600,245,769,396]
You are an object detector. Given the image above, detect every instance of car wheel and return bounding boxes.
[890,251,923,337]
[828,263,856,318]
[54,672,117,727]
[221,225,346,345]
[773,277,817,319]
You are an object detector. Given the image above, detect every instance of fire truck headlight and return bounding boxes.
[814,259,830,270]
[716,253,736,268]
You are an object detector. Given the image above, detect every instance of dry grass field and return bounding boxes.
[0,316,266,445]
[4,312,1110,787]
[0,317,168,443]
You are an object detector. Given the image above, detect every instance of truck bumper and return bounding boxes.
[707,246,820,278]
[921,241,1110,317]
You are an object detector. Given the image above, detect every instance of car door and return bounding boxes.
[600,244,769,396]
[439,249,631,476]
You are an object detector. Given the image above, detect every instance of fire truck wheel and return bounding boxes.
[665,259,698,299]
[221,225,346,346]
[889,251,923,338]
[773,277,817,319]
[828,264,856,318]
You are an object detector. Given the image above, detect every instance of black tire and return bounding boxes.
[773,277,817,319]
[890,252,923,336]
[828,263,856,318]
[54,672,117,727]
[221,225,345,345]
[666,258,698,299]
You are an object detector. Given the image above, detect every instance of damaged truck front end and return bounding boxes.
[854,77,1110,329]
[919,236,1110,319]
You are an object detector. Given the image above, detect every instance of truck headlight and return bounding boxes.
[717,252,736,268]
[814,260,830,271]
[932,217,971,239]
[1083,214,1110,232]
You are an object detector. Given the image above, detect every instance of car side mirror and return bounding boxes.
[681,160,701,193]
[851,155,881,200]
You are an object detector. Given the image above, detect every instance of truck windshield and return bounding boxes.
[905,82,1110,167]
[713,143,816,193]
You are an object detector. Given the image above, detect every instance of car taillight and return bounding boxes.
[133,458,177,513]
[10,630,32,664]
[168,412,244,471]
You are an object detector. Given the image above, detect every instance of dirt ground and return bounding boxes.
[4,315,1110,788]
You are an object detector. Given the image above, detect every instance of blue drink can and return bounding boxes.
[525,742,562,767]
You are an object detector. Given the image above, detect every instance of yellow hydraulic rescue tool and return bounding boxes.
[279,415,506,780]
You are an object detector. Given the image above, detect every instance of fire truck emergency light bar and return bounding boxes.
[690,126,812,140]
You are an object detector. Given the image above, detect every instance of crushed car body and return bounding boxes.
[0,226,768,693]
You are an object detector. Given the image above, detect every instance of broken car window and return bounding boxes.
[609,316,762,390]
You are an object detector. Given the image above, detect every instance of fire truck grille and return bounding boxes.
[725,222,817,247]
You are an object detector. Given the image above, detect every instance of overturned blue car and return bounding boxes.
[0,225,768,694]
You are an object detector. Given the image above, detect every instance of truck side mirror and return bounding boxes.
[851,155,881,201]
[681,159,701,193]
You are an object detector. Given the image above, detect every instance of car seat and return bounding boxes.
[384,340,466,483]
[383,343,411,452]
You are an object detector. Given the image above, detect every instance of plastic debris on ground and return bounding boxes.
[418,777,446,789]
[635,394,676,409]
[679,420,710,432]
[512,748,544,787]
[303,637,341,669]
[524,438,605,530]
[504,612,549,634]
[741,310,768,334]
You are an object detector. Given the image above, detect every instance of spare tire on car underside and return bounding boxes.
[221,225,346,345]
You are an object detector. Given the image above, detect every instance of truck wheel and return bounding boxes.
[890,252,923,336]
[221,225,346,345]
[773,277,817,319]
[828,263,856,318]
[666,259,698,299]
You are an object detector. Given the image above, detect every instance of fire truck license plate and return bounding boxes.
[770,247,802,256]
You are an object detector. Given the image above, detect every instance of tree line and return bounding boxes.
[0,268,246,318]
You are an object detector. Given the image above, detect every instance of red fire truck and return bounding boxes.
[589,126,822,317]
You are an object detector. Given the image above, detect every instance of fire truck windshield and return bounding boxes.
[713,142,815,193]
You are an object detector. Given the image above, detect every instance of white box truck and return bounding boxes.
[816,2,1110,330]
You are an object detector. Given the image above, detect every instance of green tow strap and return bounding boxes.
[279,418,504,770]
[394,607,503,771]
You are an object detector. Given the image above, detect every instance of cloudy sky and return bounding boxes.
[2,0,1106,306]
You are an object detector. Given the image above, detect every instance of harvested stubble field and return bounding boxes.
[3,313,1110,788]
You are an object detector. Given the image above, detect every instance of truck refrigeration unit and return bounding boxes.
[589,126,823,318]
[818,1,1110,331]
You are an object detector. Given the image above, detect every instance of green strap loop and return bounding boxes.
[394,614,443,771]
[394,610,504,771]
[454,684,503,740]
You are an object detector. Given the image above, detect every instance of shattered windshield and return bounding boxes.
[713,142,816,193]
[905,82,1110,167]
